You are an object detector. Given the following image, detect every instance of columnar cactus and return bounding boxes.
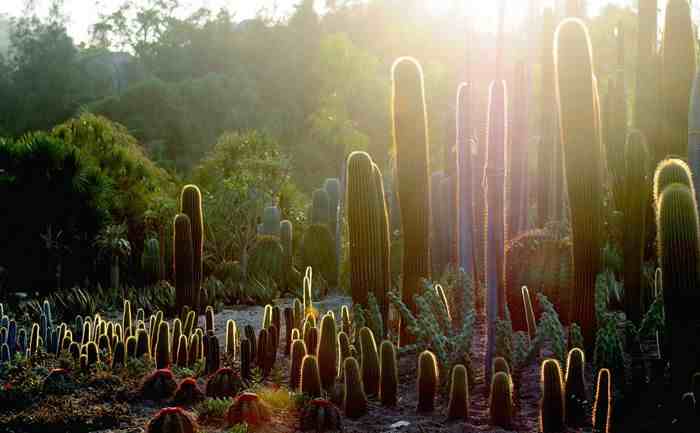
[174,214,196,315]
[653,158,695,207]
[661,0,696,160]
[112,340,127,369]
[86,341,99,366]
[204,332,220,375]
[635,0,660,156]
[317,314,337,391]
[240,338,252,380]
[592,368,612,433]
[538,7,555,226]
[554,18,602,351]
[346,151,390,322]
[379,340,398,407]
[225,319,236,358]
[146,407,197,433]
[205,306,214,334]
[264,325,277,376]
[280,220,294,293]
[284,307,294,356]
[456,83,477,283]
[261,206,281,237]
[431,170,447,276]
[484,79,508,380]
[522,286,537,340]
[540,358,565,433]
[447,364,470,421]
[180,184,203,312]
[565,348,587,426]
[176,334,188,367]
[508,60,529,239]
[142,238,161,286]
[338,331,351,376]
[29,323,39,356]
[300,354,322,398]
[359,327,380,397]
[392,57,431,346]
[605,27,629,213]
[304,325,319,356]
[311,188,330,225]
[623,131,650,325]
[492,356,510,377]
[300,225,336,293]
[342,356,368,419]
[690,72,700,201]
[244,325,256,363]
[290,339,307,391]
[657,182,700,395]
[489,372,513,429]
[188,333,201,367]
[416,350,438,413]
[155,321,170,370]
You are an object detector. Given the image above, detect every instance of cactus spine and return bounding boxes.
[416,350,438,413]
[392,57,431,345]
[180,184,203,312]
[489,371,513,429]
[447,364,470,421]
[540,358,565,433]
[554,18,602,350]
[592,368,612,433]
[657,182,700,395]
[317,314,337,391]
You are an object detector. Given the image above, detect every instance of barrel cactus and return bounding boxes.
[317,314,338,391]
[300,398,343,432]
[141,369,177,401]
[146,407,198,433]
[226,392,271,427]
[290,339,307,391]
[205,367,243,398]
[173,377,205,406]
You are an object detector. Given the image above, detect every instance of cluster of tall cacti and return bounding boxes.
[174,184,203,315]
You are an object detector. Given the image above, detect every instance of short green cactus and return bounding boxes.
[112,340,126,369]
[204,332,220,375]
[290,339,307,391]
[416,350,438,413]
[379,340,398,407]
[359,327,380,397]
[304,326,319,356]
[155,321,171,370]
[447,364,469,421]
[257,328,268,370]
[225,319,237,358]
[653,158,695,207]
[592,368,612,433]
[317,314,338,391]
[241,338,252,380]
[300,354,322,398]
[205,306,215,334]
[540,358,565,433]
[244,325,256,363]
[176,334,188,367]
[342,356,368,419]
[565,348,588,426]
[489,372,513,429]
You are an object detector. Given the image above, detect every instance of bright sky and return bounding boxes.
[0,0,675,44]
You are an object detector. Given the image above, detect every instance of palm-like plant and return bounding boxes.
[95,222,131,291]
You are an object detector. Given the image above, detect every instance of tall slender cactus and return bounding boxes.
[538,8,556,227]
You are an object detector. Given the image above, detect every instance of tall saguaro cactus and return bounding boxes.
[688,72,700,202]
[554,18,602,351]
[508,60,529,240]
[538,8,556,227]
[457,83,476,281]
[174,214,196,314]
[661,0,696,161]
[392,57,431,346]
[657,183,700,397]
[346,151,391,328]
[484,79,508,380]
[180,185,203,313]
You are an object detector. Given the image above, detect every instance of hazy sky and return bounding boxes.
[0,0,669,44]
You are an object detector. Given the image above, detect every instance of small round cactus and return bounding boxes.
[489,372,513,429]
[342,356,368,419]
[226,392,271,427]
[359,327,380,397]
[146,407,198,433]
[417,350,438,413]
[540,358,565,433]
[173,377,205,406]
[205,367,243,398]
[300,398,343,432]
[141,369,178,401]
[379,339,398,407]
[447,364,469,421]
[290,339,307,391]
[301,354,322,398]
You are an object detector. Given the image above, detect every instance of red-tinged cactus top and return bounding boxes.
[153,368,174,378]
[213,367,238,377]
[235,392,260,403]
[310,398,333,407]
[179,377,197,386]
[156,407,186,416]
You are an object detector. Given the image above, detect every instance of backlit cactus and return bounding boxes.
[379,339,398,407]
[317,314,337,391]
[227,392,271,427]
[657,182,700,395]
[565,348,587,426]
[311,188,330,225]
[204,332,220,375]
[155,321,171,370]
[304,325,319,356]
[342,356,368,419]
[447,364,470,421]
[392,57,431,346]
[653,158,695,207]
[661,0,696,160]
[142,238,161,286]
[180,184,203,313]
[592,368,612,433]
[554,17,602,351]
[417,350,438,413]
[489,371,513,429]
[359,327,380,397]
[300,398,343,432]
[174,214,196,315]
[290,339,307,391]
[225,319,236,358]
[456,82,477,281]
[540,358,565,433]
[301,354,322,398]
[146,406,198,433]
[538,7,555,226]
[522,286,537,340]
